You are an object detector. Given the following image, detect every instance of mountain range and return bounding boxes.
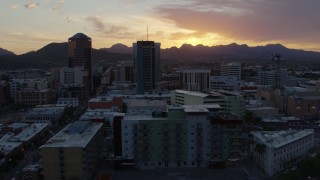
[0,43,319,70]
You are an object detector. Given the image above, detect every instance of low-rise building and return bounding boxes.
[251,129,314,176]
[57,98,79,107]
[15,88,54,108]
[41,121,104,180]
[21,105,66,125]
[171,90,245,118]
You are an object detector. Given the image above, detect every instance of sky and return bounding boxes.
[1,0,320,54]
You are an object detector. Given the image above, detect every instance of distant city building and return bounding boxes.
[113,61,134,83]
[133,41,161,94]
[257,69,288,88]
[9,78,48,97]
[0,81,9,105]
[57,98,79,107]
[126,99,167,115]
[178,69,210,91]
[15,88,54,108]
[41,121,103,180]
[68,33,92,91]
[88,96,123,111]
[57,84,87,100]
[251,129,314,176]
[59,67,88,85]
[21,104,66,125]
[210,76,240,91]
[220,62,241,80]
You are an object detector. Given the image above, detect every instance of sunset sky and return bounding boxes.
[1,0,319,54]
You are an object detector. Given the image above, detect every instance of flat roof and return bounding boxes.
[126,99,167,107]
[175,90,208,98]
[7,123,29,129]
[178,69,211,73]
[124,115,167,121]
[41,121,103,148]
[10,123,49,142]
[251,129,314,148]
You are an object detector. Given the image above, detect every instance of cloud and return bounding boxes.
[11,4,19,10]
[85,16,136,39]
[50,0,65,12]
[154,0,320,47]
[24,1,39,9]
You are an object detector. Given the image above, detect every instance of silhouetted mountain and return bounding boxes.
[162,43,320,62]
[0,43,132,70]
[0,42,319,70]
[100,43,132,54]
[0,48,15,56]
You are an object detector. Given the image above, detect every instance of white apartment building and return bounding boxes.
[220,62,241,80]
[251,129,314,176]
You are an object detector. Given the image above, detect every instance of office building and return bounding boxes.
[220,62,241,80]
[41,121,103,180]
[133,41,160,94]
[251,129,314,176]
[179,69,210,91]
[68,33,92,91]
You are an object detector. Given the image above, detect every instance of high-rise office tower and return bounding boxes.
[133,41,160,94]
[68,33,92,91]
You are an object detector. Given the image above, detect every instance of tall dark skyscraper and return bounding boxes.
[133,41,160,94]
[68,33,92,91]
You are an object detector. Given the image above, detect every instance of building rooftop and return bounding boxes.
[178,69,211,73]
[10,123,49,142]
[7,123,29,129]
[124,114,167,121]
[126,99,167,107]
[41,121,103,148]
[183,104,221,113]
[251,129,314,148]
[175,90,209,98]
[69,33,91,40]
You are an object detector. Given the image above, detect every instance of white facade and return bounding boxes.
[220,62,241,80]
[179,69,211,91]
[251,129,314,176]
[210,76,240,91]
